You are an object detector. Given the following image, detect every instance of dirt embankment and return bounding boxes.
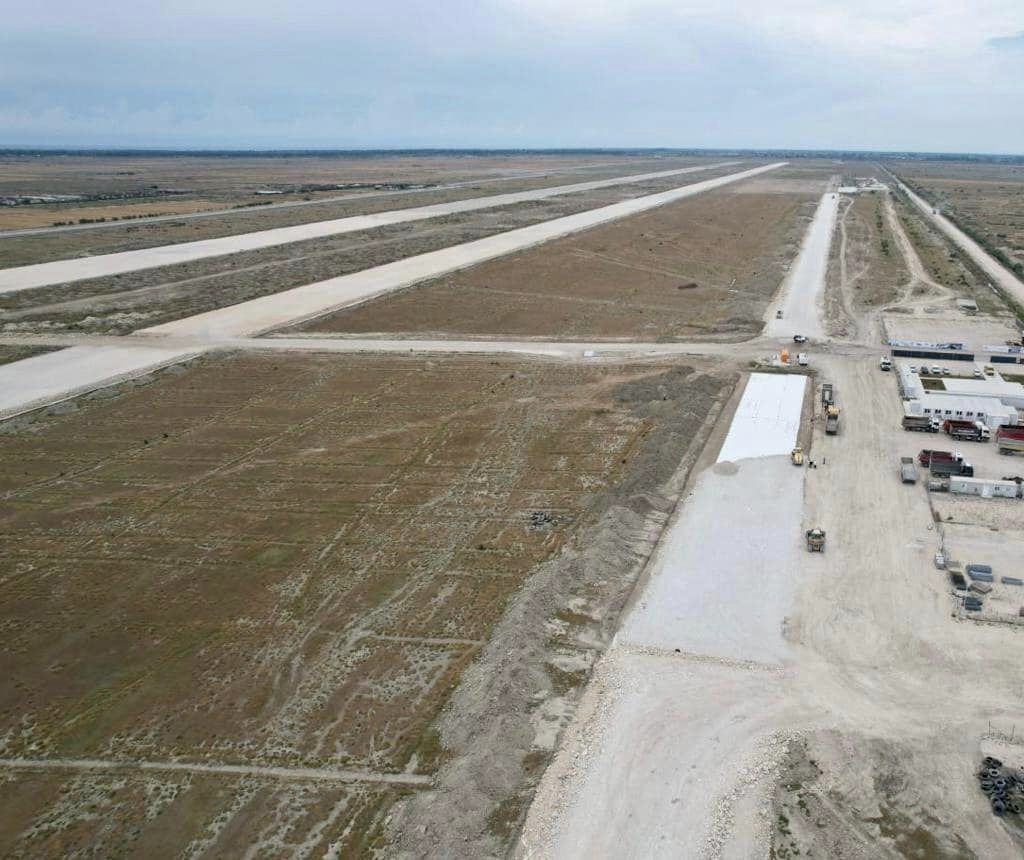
[381,364,738,857]
[297,186,820,341]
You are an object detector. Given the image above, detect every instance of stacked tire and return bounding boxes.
[978,756,1024,816]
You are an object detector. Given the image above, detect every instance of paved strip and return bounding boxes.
[894,178,1024,308]
[0,343,201,420]
[717,372,807,462]
[764,190,839,339]
[0,757,432,786]
[0,162,739,294]
[0,163,785,420]
[143,163,785,339]
[0,158,663,238]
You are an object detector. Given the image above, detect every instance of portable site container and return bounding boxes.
[948,477,1020,498]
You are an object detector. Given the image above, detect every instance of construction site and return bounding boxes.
[3,150,1024,858]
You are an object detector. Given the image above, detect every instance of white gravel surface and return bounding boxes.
[716,373,807,463]
[620,457,807,665]
[764,191,839,340]
[520,374,810,858]
[0,162,740,294]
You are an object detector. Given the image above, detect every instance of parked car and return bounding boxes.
[793,334,807,343]
[908,364,918,373]
[929,365,942,375]
[974,368,984,378]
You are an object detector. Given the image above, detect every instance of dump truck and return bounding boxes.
[821,383,834,406]
[918,449,962,466]
[996,427,1024,455]
[930,458,974,478]
[998,436,1024,456]
[791,446,804,466]
[900,457,918,484]
[825,405,840,435]
[903,415,940,433]
[943,419,990,442]
[806,528,826,553]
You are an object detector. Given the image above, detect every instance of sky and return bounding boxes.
[1,0,1022,153]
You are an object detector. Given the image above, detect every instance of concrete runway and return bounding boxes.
[764,191,839,340]
[0,162,784,419]
[0,159,674,239]
[0,161,739,294]
[141,162,784,339]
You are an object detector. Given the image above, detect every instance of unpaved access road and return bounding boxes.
[521,376,810,857]
[764,190,839,340]
[522,353,1024,858]
[895,177,1024,308]
[0,162,739,294]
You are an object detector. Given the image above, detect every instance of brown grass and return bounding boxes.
[297,184,821,340]
[0,351,726,855]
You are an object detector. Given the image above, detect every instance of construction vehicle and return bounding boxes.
[900,457,919,484]
[918,449,963,466]
[806,528,826,553]
[943,419,990,442]
[791,446,804,466]
[825,404,840,435]
[996,426,1024,455]
[879,356,892,371]
[797,353,809,366]
[903,415,941,433]
[930,458,974,478]
[821,383,834,407]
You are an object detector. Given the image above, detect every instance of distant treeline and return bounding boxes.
[1,147,1022,163]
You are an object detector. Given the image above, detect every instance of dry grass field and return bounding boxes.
[298,179,823,341]
[0,169,745,335]
[0,350,730,856]
[0,153,714,251]
[889,161,1024,273]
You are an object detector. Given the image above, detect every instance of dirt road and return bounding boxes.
[894,178,1024,307]
[0,162,739,294]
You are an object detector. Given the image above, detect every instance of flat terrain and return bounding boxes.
[0,155,718,263]
[889,161,1024,274]
[298,175,823,341]
[1,167,747,335]
[0,350,731,856]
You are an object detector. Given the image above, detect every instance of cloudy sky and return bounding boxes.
[2,0,1022,152]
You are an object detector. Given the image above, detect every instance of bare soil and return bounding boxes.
[297,183,822,341]
[0,350,733,857]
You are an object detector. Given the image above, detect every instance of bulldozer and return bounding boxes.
[806,528,826,552]
[791,446,804,466]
